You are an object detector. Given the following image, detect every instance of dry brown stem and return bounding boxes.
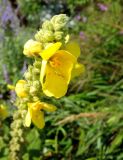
[56,112,106,125]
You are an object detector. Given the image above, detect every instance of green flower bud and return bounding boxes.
[33,61,41,69]
[18,129,23,137]
[24,71,32,81]
[33,80,40,89]
[12,137,18,143]
[28,66,33,74]
[21,110,27,119]
[51,14,69,31]
[33,75,40,81]
[54,31,63,41]
[15,144,20,151]
[13,113,21,120]
[33,68,40,75]
[23,97,30,103]
[30,86,37,95]
[24,83,30,92]
[32,96,39,102]
[42,20,54,31]
[35,29,54,43]
[43,43,53,49]
[35,32,42,42]
[20,137,24,143]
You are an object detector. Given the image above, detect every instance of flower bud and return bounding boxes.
[15,80,27,98]
[33,81,40,89]
[32,96,39,102]
[35,29,54,43]
[33,61,41,69]
[54,31,63,41]
[23,39,42,57]
[24,83,30,92]
[51,14,69,31]
[24,71,32,81]
[30,86,37,95]
[33,68,40,76]
[42,20,54,31]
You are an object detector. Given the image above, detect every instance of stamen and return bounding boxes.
[50,56,61,68]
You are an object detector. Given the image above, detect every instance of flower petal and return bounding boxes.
[49,50,76,82]
[25,108,31,127]
[40,60,47,84]
[40,42,62,60]
[26,102,45,129]
[42,65,68,98]
[41,50,76,98]
[71,63,85,79]
[41,102,57,112]
[28,101,43,110]
[31,110,45,129]
[65,41,80,58]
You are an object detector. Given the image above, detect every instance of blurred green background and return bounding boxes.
[1,0,123,159]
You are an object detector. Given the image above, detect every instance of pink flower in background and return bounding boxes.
[79,31,86,40]
[97,3,108,12]
[119,30,123,35]
[75,15,81,21]
[75,15,87,23]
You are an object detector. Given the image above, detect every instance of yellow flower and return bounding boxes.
[40,42,76,98]
[25,101,56,129]
[0,105,8,120]
[65,41,81,58]
[15,80,27,98]
[7,84,15,90]
[65,41,85,78]
[23,39,42,57]
[71,63,85,79]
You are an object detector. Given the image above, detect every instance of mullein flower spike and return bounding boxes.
[14,14,84,129]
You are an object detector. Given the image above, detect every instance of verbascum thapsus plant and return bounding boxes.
[9,14,85,159]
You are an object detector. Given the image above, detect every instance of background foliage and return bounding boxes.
[1,0,123,159]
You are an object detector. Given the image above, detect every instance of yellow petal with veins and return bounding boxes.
[40,42,62,60]
[41,50,76,98]
[65,41,80,59]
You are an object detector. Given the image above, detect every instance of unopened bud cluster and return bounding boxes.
[9,107,26,160]
[23,60,42,101]
[35,14,69,43]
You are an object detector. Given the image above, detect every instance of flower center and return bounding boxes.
[49,56,61,68]
[32,102,42,111]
